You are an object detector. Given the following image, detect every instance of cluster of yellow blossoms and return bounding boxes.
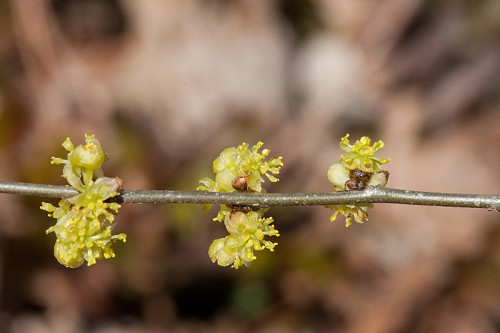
[327,134,390,227]
[197,142,282,269]
[41,135,126,268]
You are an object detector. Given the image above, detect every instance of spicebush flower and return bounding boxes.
[208,211,279,269]
[197,142,283,194]
[42,135,125,268]
[327,134,390,227]
[51,134,107,192]
[329,203,371,227]
[197,141,282,221]
[42,177,125,267]
[339,134,389,173]
[199,142,282,268]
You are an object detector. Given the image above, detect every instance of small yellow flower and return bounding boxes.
[327,134,390,227]
[208,211,279,269]
[197,142,283,194]
[328,204,371,227]
[51,134,107,191]
[339,134,389,173]
[69,134,106,169]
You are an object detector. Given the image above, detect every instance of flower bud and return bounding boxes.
[327,163,350,189]
[68,134,106,170]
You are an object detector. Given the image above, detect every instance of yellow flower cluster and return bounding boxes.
[42,178,125,267]
[327,134,390,227]
[339,134,389,173]
[198,142,282,268]
[208,211,279,268]
[198,141,283,194]
[41,135,126,268]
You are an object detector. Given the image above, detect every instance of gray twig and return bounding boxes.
[0,181,499,211]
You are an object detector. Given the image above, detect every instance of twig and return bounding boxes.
[0,181,499,211]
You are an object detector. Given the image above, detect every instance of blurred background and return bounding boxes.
[1,0,500,332]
